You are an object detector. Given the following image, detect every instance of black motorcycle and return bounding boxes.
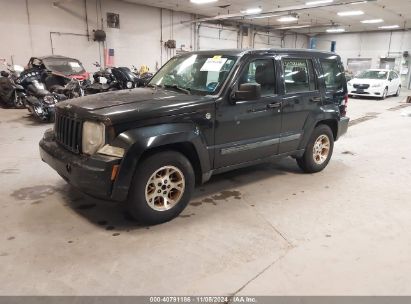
[85,63,139,94]
[17,67,67,122]
[18,56,89,122]
[0,64,26,109]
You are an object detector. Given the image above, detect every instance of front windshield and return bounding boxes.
[357,70,388,80]
[43,58,86,76]
[149,54,237,95]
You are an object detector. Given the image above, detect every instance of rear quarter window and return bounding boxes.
[320,59,345,91]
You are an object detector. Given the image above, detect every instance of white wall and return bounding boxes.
[316,31,411,87]
[0,0,309,74]
[317,31,411,66]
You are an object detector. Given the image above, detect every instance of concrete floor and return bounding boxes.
[1,91,411,295]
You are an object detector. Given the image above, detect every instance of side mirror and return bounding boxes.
[388,78,393,82]
[233,83,261,102]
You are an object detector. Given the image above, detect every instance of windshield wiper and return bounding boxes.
[163,84,191,95]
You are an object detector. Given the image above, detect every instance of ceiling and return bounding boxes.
[124,0,411,34]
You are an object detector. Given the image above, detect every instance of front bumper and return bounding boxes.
[337,117,350,140]
[39,129,122,200]
[348,88,383,97]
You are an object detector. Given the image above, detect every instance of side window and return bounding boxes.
[283,59,316,93]
[239,59,276,96]
[320,59,344,90]
[389,71,398,80]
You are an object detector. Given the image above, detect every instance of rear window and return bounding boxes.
[320,59,344,90]
[283,59,317,93]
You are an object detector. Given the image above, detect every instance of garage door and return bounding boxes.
[199,26,238,50]
[253,33,282,49]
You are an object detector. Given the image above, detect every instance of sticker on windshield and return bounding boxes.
[200,56,228,72]
[69,61,81,68]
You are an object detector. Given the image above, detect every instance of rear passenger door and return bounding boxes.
[278,57,322,154]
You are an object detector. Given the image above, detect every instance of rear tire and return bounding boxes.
[127,150,195,225]
[296,125,334,173]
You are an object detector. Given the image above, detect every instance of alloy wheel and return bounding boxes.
[312,135,331,165]
[145,165,185,211]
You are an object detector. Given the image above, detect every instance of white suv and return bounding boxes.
[347,69,401,100]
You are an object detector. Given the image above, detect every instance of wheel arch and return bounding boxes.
[138,142,203,187]
[315,119,338,140]
[110,123,211,201]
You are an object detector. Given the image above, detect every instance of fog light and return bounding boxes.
[97,145,125,157]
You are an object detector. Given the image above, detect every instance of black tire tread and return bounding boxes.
[296,124,334,173]
[127,150,195,225]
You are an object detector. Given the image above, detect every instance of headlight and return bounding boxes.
[82,121,105,155]
[372,83,382,88]
[347,82,353,87]
[126,81,133,89]
[43,95,56,104]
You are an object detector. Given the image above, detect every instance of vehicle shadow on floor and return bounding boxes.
[59,157,302,231]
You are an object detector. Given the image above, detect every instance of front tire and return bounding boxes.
[380,87,388,100]
[395,86,401,97]
[127,151,195,225]
[296,125,334,173]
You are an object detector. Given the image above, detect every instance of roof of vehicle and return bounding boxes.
[31,55,83,62]
[180,48,339,58]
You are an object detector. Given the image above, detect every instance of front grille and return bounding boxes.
[353,84,370,89]
[55,113,82,154]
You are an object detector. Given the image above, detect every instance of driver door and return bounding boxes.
[213,57,282,168]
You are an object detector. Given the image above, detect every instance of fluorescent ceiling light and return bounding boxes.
[278,16,298,22]
[306,0,333,5]
[379,25,400,29]
[241,7,262,14]
[276,24,312,29]
[361,19,384,24]
[190,0,218,3]
[337,10,364,16]
[351,1,368,4]
[250,14,280,19]
[326,28,346,33]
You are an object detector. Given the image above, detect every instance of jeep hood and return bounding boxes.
[58,88,214,124]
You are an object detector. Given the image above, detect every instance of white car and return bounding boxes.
[347,69,401,100]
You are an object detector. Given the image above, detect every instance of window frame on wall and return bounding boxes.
[281,58,318,94]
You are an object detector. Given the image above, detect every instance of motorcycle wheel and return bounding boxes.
[33,105,48,122]
[14,92,26,109]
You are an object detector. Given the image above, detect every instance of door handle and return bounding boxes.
[310,97,322,103]
[267,103,281,109]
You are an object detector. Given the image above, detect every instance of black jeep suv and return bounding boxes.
[40,49,349,224]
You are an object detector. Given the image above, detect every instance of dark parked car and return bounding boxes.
[40,49,349,224]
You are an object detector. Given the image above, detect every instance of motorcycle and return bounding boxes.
[18,68,66,122]
[18,56,88,122]
[85,62,139,94]
[0,63,26,108]
[132,65,154,87]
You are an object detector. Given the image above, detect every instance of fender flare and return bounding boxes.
[298,111,340,150]
[110,122,211,201]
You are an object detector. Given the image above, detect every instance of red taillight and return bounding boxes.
[344,94,349,106]
[341,94,348,117]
